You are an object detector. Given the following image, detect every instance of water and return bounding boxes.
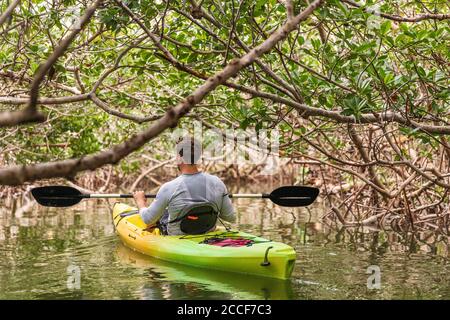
[0,189,449,300]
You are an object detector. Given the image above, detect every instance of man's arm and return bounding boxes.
[133,186,169,225]
[217,182,236,223]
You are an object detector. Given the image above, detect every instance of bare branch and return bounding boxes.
[225,81,450,135]
[285,0,294,20]
[0,70,82,95]
[90,93,162,123]
[0,0,20,27]
[341,0,450,22]
[0,94,89,105]
[0,108,46,127]
[348,123,387,199]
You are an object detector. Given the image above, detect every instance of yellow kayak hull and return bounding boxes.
[113,203,296,280]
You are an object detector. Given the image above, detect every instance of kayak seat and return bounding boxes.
[168,204,218,235]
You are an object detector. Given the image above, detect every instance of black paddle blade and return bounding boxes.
[269,186,319,207]
[31,186,84,207]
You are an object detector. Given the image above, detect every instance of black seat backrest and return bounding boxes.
[169,204,218,235]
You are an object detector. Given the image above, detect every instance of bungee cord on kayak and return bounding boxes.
[199,237,272,247]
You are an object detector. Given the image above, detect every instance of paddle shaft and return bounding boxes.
[86,193,270,199]
[87,193,311,199]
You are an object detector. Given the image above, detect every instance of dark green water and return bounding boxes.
[0,191,449,300]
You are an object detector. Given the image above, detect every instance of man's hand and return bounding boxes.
[133,190,147,209]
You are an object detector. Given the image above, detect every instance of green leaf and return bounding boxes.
[340,96,370,120]
[354,41,376,53]
[380,21,391,35]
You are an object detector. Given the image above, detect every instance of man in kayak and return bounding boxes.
[132,136,236,235]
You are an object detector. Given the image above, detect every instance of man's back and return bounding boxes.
[140,172,235,235]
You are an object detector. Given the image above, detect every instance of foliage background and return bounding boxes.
[1,0,449,230]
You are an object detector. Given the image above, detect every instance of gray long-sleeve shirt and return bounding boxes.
[139,172,236,235]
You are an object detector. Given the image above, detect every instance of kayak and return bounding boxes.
[112,203,296,280]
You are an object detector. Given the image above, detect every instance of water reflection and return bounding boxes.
[0,188,449,299]
[116,244,293,300]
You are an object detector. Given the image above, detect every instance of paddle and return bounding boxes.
[31,185,319,208]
